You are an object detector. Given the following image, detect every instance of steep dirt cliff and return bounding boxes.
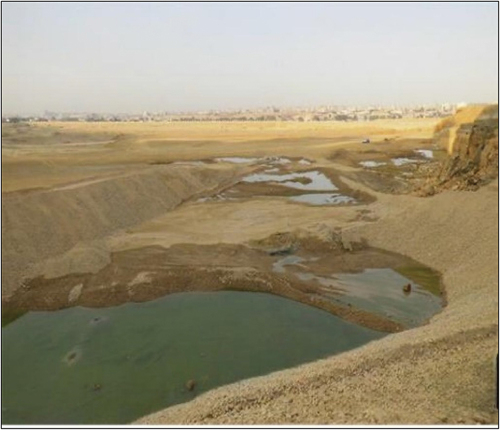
[418,104,498,196]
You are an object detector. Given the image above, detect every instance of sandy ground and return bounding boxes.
[2,118,498,425]
[1,119,435,193]
[1,119,435,297]
[137,180,498,426]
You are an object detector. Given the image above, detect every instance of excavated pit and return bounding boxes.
[2,150,446,425]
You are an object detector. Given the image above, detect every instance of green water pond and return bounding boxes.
[2,291,385,424]
[272,257,443,327]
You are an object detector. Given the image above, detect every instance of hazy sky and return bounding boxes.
[2,2,498,114]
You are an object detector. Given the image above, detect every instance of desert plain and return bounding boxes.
[1,111,498,424]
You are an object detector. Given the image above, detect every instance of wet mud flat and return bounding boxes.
[197,164,374,206]
[171,155,366,206]
[3,232,444,334]
[329,143,448,195]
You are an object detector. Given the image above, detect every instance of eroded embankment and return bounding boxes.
[1,165,239,297]
[419,104,498,195]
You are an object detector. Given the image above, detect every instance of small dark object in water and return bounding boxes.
[90,316,109,326]
[403,283,412,293]
[186,379,196,391]
[63,348,81,365]
[89,316,104,326]
[269,248,294,257]
[93,383,102,391]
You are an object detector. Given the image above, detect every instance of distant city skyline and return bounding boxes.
[1,102,462,124]
[2,2,498,115]
[5,101,467,118]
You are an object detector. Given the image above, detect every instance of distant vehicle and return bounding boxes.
[362,138,370,144]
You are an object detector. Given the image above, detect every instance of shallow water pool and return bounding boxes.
[289,267,442,327]
[414,149,433,159]
[215,157,259,164]
[2,291,384,424]
[289,193,356,205]
[391,157,425,166]
[330,269,442,326]
[242,170,338,191]
[359,160,387,168]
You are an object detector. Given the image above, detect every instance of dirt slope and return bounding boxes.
[136,108,498,425]
[137,180,498,425]
[1,164,238,297]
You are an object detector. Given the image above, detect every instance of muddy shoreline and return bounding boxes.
[2,238,444,334]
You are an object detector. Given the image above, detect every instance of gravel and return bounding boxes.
[136,180,499,425]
